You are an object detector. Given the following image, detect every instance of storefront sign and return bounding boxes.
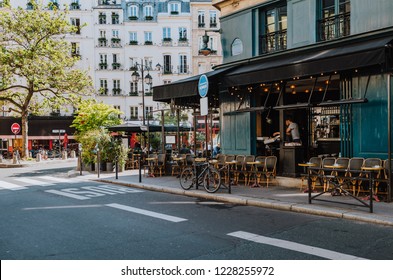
[198,74,209,98]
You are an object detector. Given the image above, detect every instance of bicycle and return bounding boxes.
[179,159,221,193]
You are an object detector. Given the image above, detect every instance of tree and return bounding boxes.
[71,100,123,135]
[0,1,93,158]
[71,100,123,165]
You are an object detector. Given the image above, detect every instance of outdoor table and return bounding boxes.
[298,162,317,191]
[195,157,207,163]
[145,157,158,177]
[246,161,264,188]
[361,166,383,202]
[209,159,219,168]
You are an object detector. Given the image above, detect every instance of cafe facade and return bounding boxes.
[153,0,393,185]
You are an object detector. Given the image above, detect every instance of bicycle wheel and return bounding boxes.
[179,167,195,190]
[203,168,221,193]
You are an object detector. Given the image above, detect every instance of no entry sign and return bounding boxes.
[11,123,21,135]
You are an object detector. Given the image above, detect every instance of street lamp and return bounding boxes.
[199,29,221,56]
[131,60,155,125]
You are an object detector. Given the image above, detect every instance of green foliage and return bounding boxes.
[0,0,93,157]
[71,99,123,135]
[72,100,124,165]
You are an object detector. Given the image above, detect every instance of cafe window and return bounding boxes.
[259,5,287,54]
[317,0,350,41]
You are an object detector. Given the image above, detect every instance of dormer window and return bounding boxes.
[169,2,180,15]
[129,5,139,20]
[144,5,153,19]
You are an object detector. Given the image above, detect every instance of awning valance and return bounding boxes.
[153,66,235,103]
[221,34,393,87]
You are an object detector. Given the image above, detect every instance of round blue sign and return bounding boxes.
[198,74,209,98]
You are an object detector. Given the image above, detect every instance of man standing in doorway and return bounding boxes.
[285,117,301,143]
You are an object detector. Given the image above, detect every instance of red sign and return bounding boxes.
[11,123,21,135]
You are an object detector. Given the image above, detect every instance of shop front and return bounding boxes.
[154,30,393,180]
[0,116,76,157]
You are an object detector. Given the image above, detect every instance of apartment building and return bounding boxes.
[0,0,222,151]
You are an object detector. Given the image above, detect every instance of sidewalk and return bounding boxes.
[91,169,393,227]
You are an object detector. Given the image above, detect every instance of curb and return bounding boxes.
[95,178,393,227]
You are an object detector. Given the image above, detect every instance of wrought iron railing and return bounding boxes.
[259,29,287,54]
[317,12,350,42]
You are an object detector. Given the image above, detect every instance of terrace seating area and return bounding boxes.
[303,156,391,201]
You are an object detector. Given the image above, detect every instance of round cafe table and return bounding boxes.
[361,166,383,202]
[298,162,317,191]
[145,157,157,177]
[246,161,264,188]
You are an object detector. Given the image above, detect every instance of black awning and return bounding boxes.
[153,66,235,103]
[107,122,193,133]
[222,34,393,87]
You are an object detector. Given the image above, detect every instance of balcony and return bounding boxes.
[259,29,287,54]
[129,40,138,45]
[198,23,205,28]
[128,16,138,21]
[144,41,153,45]
[112,62,121,69]
[170,11,179,15]
[99,62,108,69]
[210,22,217,28]
[112,88,121,95]
[129,92,139,96]
[317,12,350,42]
[111,38,121,43]
[70,2,80,10]
[145,16,153,21]
[162,38,172,46]
[99,88,108,95]
[145,91,153,96]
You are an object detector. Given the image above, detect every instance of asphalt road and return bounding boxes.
[1,163,393,260]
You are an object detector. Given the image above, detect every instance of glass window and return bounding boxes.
[100,54,107,63]
[99,12,106,24]
[259,5,287,54]
[112,30,119,38]
[169,2,180,14]
[144,32,152,42]
[179,27,187,40]
[179,55,187,74]
[144,5,153,17]
[71,42,80,56]
[70,18,81,34]
[113,80,120,89]
[129,32,137,41]
[130,106,138,119]
[209,11,217,27]
[163,55,172,74]
[130,5,138,17]
[198,11,205,27]
[318,0,350,41]
[163,27,171,39]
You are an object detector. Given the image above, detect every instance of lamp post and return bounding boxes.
[199,29,221,56]
[131,60,157,126]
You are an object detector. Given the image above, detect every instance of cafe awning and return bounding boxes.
[107,121,193,133]
[221,33,393,87]
[153,66,236,104]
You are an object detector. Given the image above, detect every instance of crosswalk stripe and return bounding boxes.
[13,178,54,186]
[227,231,367,260]
[37,176,80,183]
[45,190,90,200]
[106,203,187,223]
[0,181,28,190]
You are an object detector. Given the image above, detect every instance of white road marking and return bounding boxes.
[37,176,81,183]
[106,203,187,223]
[45,190,90,200]
[150,201,226,205]
[0,181,28,190]
[228,231,367,260]
[23,204,104,210]
[13,178,54,186]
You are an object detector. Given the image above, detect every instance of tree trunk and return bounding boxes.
[21,113,29,159]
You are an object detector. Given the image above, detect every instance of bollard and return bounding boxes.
[36,153,42,162]
[70,150,76,158]
[62,150,67,160]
